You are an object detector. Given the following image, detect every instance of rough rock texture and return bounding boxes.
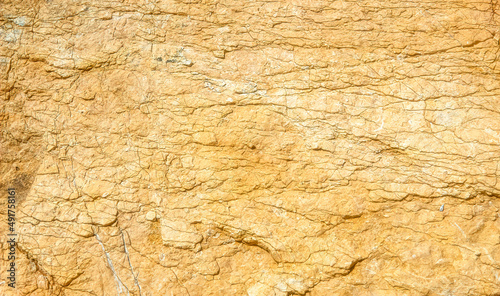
[1,0,500,295]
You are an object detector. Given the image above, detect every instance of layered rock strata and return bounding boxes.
[1,0,500,295]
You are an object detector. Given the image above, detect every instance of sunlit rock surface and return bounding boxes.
[1,0,500,295]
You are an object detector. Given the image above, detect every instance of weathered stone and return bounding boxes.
[1,0,500,295]
[160,218,203,251]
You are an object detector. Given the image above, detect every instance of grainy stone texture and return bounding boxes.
[1,0,500,295]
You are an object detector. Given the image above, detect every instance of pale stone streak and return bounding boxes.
[120,228,143,296]
[94,229,130,296]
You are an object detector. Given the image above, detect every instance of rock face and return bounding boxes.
[1,0,500,295]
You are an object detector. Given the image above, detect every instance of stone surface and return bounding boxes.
[1,0,500,295]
